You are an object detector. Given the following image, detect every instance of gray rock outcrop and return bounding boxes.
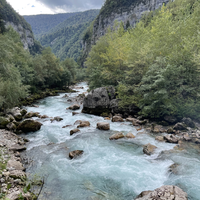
[134,185,188,200]
[90,0,169,46]
[5,22,34,50]
[82,86,139,116]
[97,122,110,130]
[17,119,42,133]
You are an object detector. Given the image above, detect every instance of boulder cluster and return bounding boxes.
[0,107,42,134]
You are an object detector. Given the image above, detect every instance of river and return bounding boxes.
[23,82,200,200]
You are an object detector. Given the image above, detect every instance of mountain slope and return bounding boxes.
[38,9,99,61]
[0,0,41,54]
[23,13,79,39]
[80,0,169,66]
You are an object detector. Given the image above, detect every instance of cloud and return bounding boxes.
[31,5,35,7]
[35,0,104,12]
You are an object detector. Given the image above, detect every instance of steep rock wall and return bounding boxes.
[5,21,34,50]
[91,0,169,44]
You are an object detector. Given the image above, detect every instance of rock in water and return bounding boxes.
[112,116,124,122]
[155,136,165,142]
[126,133,135,138]
[82,86,115,115]
[109,132,124,140]
[143,143,157,155]
[25,111,40,118]
[51,116,63,122]
[77,121,90,128]
[70,128,80,136]
[134,185,188,200]
[69,150,84,159]
[72,112,79,116]
[67,104,80,110]
[97,122,110,130]
[82,86,140,116]
[17,119,42,133]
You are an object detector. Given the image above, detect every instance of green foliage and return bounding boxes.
[86,0,200,120]
[38,10,99,61]
[0,13,5,34]
[0,27,79,110]
[0,0,32,31]
[0,27,29,109]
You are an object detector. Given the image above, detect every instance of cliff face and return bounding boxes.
[0,0,39,53]
[91,0,169,44]
[5,21,34,50]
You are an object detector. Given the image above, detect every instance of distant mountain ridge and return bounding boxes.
[23,13,79,39]
[25,9,99,61]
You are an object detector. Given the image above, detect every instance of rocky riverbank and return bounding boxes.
[82,86,200,147]
[0,129,36,200]
[1,83,197,199]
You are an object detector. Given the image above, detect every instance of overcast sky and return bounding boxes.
[7,0,104,15]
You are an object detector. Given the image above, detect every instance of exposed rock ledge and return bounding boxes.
[82,86,140,117]
[134,185,188,200]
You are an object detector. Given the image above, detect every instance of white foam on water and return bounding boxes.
[23,82,200,200]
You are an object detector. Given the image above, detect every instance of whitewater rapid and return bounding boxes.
[23,82,200,200]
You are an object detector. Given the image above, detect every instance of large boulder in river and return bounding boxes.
[112,116,124,122]
[82,86,115,115]
[17,119,42,133]
[68,104,80,110]
[143,143,157,155]
[97,122,110,130]
[134,185,188,200]
[82,86,140,117]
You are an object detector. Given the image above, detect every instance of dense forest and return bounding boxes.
[24,13,79,39]
[38,10,99,61]
[85,0,200,120]
[0,25,84,110]
[0,0,32,31]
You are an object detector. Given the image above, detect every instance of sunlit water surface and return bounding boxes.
[23,82,200,200]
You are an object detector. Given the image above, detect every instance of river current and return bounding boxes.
[23,82,200,200]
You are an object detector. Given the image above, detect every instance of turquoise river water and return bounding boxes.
[23,82,200,200]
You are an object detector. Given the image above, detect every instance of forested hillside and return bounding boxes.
[0,0,41,54]
[85,0,200,120]
[38,10,99,61]
[24,13,79,39]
